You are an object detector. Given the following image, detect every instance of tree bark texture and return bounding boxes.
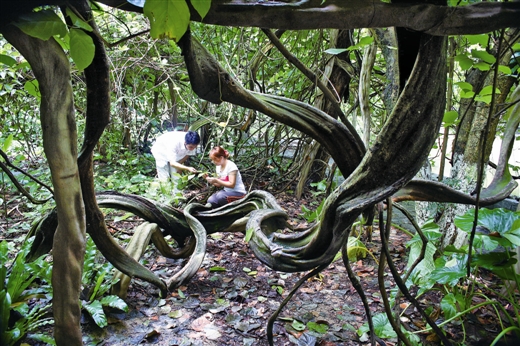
[3,0,519,35]
[104,0,520,35]
[1,25,85,346]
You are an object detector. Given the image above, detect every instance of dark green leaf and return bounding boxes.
[429,259,466,287]
[0,54,17,67]
[100,295,128,312]
[14,10,68,40]
[441,293,458,321]
[82,300,107,328]
[472,252,518,280]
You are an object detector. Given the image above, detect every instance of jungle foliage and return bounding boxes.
[0,0,520,345]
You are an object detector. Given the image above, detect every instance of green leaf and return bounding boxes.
[471,49,496,64]
[190,0,211,19]
[358,36,374,47]
[13,10,68,40]
[479,85,501,96]
[144,0,190,41]
[443,110,458,127]
[0,291,11,334]
[498,65,512,75]
[100,295,128,312]
[69,28,95,71]
[455,54,473,70]
[346,236,368,261]
[2,134,14,152]
[460,90,475,99]
[503,228,520,246]
[465,34,488,47]
[24,80,41,99]
[292,319,306,331]
[209,266,226,272]
[471,252,518,280]
[113,212,133,222]
[65,7,93,32]
[0,54,17,67]
[324,48,349,55]
[429,259,466,287]
[310,180,327,192]
[372,313,397,338]
[474,62,490,71]
[307,321,328,334]
[82,300,107,328]
[441,293,458,321]
[455,81,473,92]
[244,227,253,243]
[455,208,520,238]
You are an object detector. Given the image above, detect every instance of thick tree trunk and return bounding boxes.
[2,25,85,345]
[434,30,519,248]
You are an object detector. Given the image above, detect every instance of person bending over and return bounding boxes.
[204,146,247,208]
[151,130,200,180]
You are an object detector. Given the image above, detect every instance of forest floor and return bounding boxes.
[77,190,519,346]
[3,186,518,346]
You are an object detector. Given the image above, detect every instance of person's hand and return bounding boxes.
[187,167,198,173]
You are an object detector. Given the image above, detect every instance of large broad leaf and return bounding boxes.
[190,0,211,19]
[429,258,466,287]
[455,208,518,234]
[441,293,458,321]
[471,49,496,64]
[69,28,95,71]
[471,252,518,280]
[82,300,107,328]
[144,0,191,41]
[13,10,68,40]
[465,34,489,47]
[346,236,368,261]
[372,313,397,339]
[100,295,128,312]
[455,208,520,247]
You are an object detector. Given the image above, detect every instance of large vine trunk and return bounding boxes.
[2,25,85,345]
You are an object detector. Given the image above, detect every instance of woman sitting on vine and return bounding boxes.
[204,146,247,208]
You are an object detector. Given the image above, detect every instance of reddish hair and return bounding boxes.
[209,146,230,160]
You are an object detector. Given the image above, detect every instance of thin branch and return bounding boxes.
[0,148,54,202]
